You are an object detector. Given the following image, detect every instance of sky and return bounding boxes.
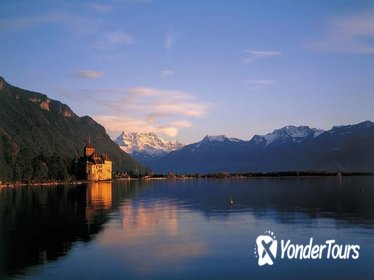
[1,0,374,144]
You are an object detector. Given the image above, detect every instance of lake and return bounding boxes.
[1,177,373,279]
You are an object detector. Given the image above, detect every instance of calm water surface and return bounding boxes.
[0,177,374,279]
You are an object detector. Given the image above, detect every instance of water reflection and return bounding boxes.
[0,182,117,278]
[0,177,373,279]
[97,198,206,276]
[87,182,112,209]
[120,200,179,235]
[85,182,112,228]
[147,177,374,226]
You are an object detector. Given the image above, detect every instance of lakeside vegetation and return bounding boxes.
[0,76,149,183]
[152,171,374,179]
[3,171,373,188]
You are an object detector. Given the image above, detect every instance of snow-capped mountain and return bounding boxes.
[329,120,374,135]
[115,131,184,157]
[196,135,243,147]
[203,135,229,142]
[250,126,324,147]
[151,121,374,173]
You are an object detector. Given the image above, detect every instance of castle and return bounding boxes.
[75,143,112,181]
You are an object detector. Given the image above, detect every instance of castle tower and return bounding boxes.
[84,144,95,158]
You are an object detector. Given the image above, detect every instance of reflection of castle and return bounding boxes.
[75,144,112,181]
[87,182,112,209]
[85,182,113,226]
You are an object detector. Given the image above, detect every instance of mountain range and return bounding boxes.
[121,122,374,174]
[0,76,148,182]
[1,75,373,180]
[115,131,183,164]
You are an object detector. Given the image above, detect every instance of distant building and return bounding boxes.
[74,143,112,181]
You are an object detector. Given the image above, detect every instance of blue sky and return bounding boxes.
[1,0,374,143]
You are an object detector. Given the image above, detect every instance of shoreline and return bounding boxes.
[1,171,374,188]
[0,180,85,188]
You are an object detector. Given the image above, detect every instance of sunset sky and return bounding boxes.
[1,0,374,143]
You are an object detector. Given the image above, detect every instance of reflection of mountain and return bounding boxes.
[0,182,122,278]
[121,200,179,236]
[99,198,206,271]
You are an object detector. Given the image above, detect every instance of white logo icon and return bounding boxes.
[254,231,360,266]
[254,231,277,266]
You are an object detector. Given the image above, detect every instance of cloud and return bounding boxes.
[93,51,128,61]
[306,9,374,53]
[156,120,192,136]
[0,10,102,37]
[86,3,112,12]
[90,87,208,138]
[243,50,282,64]
[153,102,206,117]
[93,30,135,53]
[245,79,276,85]
[93,115,155,132]
[98,30,136,48]
[105,31,135,45]
[165,29,176,51]
[94,116,182,138]
[146,113,173,122]
[245,79,276,90]
[127,87,155,96]
[158,126,179,137]
[160,70,174,77]
[0,10,135,53]
[169,120,192,128]
[0,11,65,33]
[114,0,152,3]
[73,70,104,79]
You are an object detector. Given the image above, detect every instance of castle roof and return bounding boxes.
[85,153,111,164]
